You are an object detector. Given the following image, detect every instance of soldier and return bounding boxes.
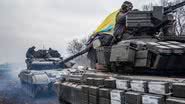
[26,46,36,59]
[112,1,133,44]
[48,48,61,58]
[86,1,133,69]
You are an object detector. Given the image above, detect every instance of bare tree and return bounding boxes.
[142,3,153,11]
[67,38,87,55]
[142,0,185,35]
[160,0,170,6]
[173,0,185,35]
[67,38,90,66]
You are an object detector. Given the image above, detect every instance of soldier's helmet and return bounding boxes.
[32,46,36,49]
[121,1,133,11]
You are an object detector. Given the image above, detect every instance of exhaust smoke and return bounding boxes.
[0,63,59,104]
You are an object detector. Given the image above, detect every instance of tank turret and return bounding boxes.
[96,1,185,74]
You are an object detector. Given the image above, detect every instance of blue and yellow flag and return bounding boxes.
[94,10,119,35]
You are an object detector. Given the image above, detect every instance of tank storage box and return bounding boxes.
[110,41,136,63]
[126,11,154,28]
[172,83,185,98]
[58,82,68,97]
[131,41,150,67]
[59,83,82,104]
[99,88,111,104]
[89,86,99,104]
[99,97,110,104]
[148,81,170,95]
[134,50,150,67]
[81,92,89,104]
[116,79,130,90]
[96,46,111,65]
[65,83,72,103]
[87,77,95,85]
[81,85,89,104]
[89,94,98,104]
[111,100,122,104]
[93,78,104,87]
[86,77,105,87]
[66,74,83,83]
[110,40,153,68]
[89,86,99,96]
[134,58,149,67]
[60,83,71,101]
[104,79,116,89]
[135,50,148,59]
[86,77,94,85]
[56,75,185,104]
[125,91,142,104]
[110,90,125,104]
[82,85,89,94]
[99,88,111,99]
[166,97,185,104]
[146,42,169,70]
[71,84,82,104]
[146,41,185,70]
[130,80,148,92]
[142,94,165,104]
[59,82,68,101]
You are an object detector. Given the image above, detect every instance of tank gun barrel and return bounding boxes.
[60,47,90,64]
[164,0,185,14]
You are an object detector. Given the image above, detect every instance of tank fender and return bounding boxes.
[31,73,50,84]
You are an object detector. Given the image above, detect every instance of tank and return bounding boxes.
[19,65,85,98]
[95,1,185,75]
[54,1,185,104]
[0,63,11,71]
[18,49,76,98]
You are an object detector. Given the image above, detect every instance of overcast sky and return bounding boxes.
[0,0,167,64]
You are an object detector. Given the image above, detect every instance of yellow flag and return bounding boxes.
[95,10,119,35]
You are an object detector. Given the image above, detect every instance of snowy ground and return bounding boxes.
[0,64,59,104]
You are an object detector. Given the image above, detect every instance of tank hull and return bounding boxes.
[55,71,185,104]
[20,80,54,98]
[18,69,67,98]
